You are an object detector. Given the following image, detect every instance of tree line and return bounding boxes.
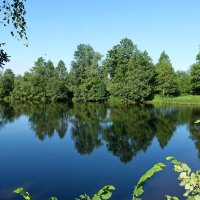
[1,38,200,103]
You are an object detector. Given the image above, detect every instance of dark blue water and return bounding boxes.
[0,103,199,200]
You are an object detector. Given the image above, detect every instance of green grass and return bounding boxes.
[149,95,200,105]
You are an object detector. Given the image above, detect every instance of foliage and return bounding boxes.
[103,38,136,100]
[176,71,191,95]
[0,68,15,98]
[194,119,200,124]
[124,50,155,102]
[0,43,10,68]
[132,162,166,200]
[103,38,136,79]
[70,44,107,102]
[165,196,179,200]
[1,39,200,103]
[103,38,156,102]
[190,52,200,95]
[13,187,58,200]
[155,51,179,97]
[13,187,32,200]
[0,0,27,40]
[10,58,71,102]
[0,0,27,67]
[77,185,115,200]
[13,157,200,200]
[166,156,200,200]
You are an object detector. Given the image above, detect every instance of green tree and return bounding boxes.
[190,52,200,95]
[176,70,191,95]
[11,58,71,102]
[103,38,136,98]
[47,60,70,101]
[123,50,155,102]
[30,57,48,100]
[70,44,107,101]
[155,51,179,97]
[11,72,33,101]
[0,68,15,98]
[56,60,68,78]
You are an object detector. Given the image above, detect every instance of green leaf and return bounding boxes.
[165,195,179,200]
[194,119,200,124]
[194,195,200,200]
[166,156,175,161]
[78,185,115,200]
[13,187,32,200]
[132,162,166,199]
[49,197,58,200]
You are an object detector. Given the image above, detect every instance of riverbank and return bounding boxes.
[149,95,200,105]
[2,95,200,105]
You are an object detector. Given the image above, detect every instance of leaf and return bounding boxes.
[78,185,115,200]
[13,187,32,200]
[93,185,115,200]
[165,195,179,200]
[166,156,181,166]
[194,119,200,124]
[132,162,166,199]
[180,172,187,179]
[78,194,91,200]
[194,195,200,200]
[49,197,58,200]
[166,156,175,161]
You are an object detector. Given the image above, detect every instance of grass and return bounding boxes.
[149,95,200,105]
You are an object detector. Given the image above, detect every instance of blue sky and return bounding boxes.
[2,0,200,74]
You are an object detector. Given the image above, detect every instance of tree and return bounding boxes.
[124,50,155,102]
[11,73,32,100]
[177,70,191,95]
[70,44,107,101]
[103,39,155,102]
[56,60,68,78]
[11,58,71,102]
[155,51,179,97]
[30,57,48,99]
[0,68,15,98]
[190,52,200,95]
[103,38,137,98]
[103,38,136,78]
[70,44,95,85]
[0,0,27,67]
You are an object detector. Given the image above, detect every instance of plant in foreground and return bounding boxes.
[13,156,200,200]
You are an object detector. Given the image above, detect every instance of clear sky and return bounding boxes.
[2,0,200,75]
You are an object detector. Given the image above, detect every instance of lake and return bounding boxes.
[0,103,199,200]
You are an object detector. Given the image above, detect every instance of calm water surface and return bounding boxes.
[0,103,200,200]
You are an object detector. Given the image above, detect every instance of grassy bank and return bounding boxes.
[149,95,200,105]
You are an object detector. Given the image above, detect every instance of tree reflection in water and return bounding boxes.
[0,103,200,162]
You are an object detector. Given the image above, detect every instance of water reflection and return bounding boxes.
[103,105,155,163]
[189,108,200,157]
[69,104,105,154]
[0,103,200,163]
